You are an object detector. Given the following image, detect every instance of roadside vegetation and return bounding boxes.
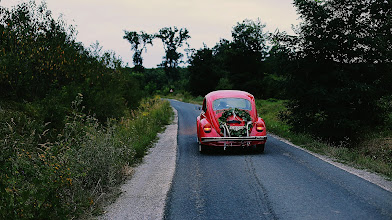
[1,95,172,219]
[256,99,392,180]
[0,2,172,219]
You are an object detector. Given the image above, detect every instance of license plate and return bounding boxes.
[229,126,245,131]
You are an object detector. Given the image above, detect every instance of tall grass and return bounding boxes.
[0,95,173,219]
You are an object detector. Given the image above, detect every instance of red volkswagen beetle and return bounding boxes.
[197,90,267,153]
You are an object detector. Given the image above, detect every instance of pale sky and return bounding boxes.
[1,0,300,68]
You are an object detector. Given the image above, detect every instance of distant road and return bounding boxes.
[164,99,392,220]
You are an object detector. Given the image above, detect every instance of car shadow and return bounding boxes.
[200,146,265,156]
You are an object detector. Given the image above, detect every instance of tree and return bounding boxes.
[156,27,190,82]
[218,19,269,97]
[187,19,269,97]
[277,0,392,142]
[123,31,153,72]
[231,19,268,57]
[188,46,223,96]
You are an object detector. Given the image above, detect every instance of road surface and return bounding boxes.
[164,99,392,220]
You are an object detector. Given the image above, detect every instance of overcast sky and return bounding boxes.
[1,0,300,68]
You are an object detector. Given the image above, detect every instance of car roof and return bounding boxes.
[205,90,254,101]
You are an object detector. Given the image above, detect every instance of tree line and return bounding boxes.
[275,0,391,142]
[123,26,190,88]
[126,0,391,144]
[0,1,144,128]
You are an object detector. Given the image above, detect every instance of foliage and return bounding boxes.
[188,46,224,96]
[156,26,190,82]
[256,99,291,137]
[0,1,143,127]
[227,19,269,97]
[188,19,269,97]
[163,91,204,105]
[129,67,189,96]
[0,1,168,218]
[275,0,392,142]
[0,95,173,219]
[260,73,286,99]
[0,1,79,100]
[123,31,154,72]
[218,108,253,137]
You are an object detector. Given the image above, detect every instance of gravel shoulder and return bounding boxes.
[100,107,178,220]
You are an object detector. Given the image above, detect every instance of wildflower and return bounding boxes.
[66,178,73,185]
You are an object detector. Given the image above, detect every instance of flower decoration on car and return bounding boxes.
[218,108,253,137]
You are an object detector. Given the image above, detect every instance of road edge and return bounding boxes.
[269,133,392,192]
[100,107,178,220]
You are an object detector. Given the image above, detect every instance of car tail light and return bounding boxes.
[256,123,264,132]
[203,123,212,133]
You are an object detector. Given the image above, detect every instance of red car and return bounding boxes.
[197,90,267,153]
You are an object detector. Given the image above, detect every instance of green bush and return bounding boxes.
[0,95,173,219]
[0,103,72,219]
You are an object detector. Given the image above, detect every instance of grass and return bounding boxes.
[164,91,204,105]
[0,95,173,219]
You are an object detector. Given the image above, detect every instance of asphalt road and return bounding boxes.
[164,99,392,220]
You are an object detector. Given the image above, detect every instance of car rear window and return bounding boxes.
[213,98,252,111]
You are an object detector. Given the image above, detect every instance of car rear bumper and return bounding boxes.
[201,136,267,142]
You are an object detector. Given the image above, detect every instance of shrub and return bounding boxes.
[0,96,173,219]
